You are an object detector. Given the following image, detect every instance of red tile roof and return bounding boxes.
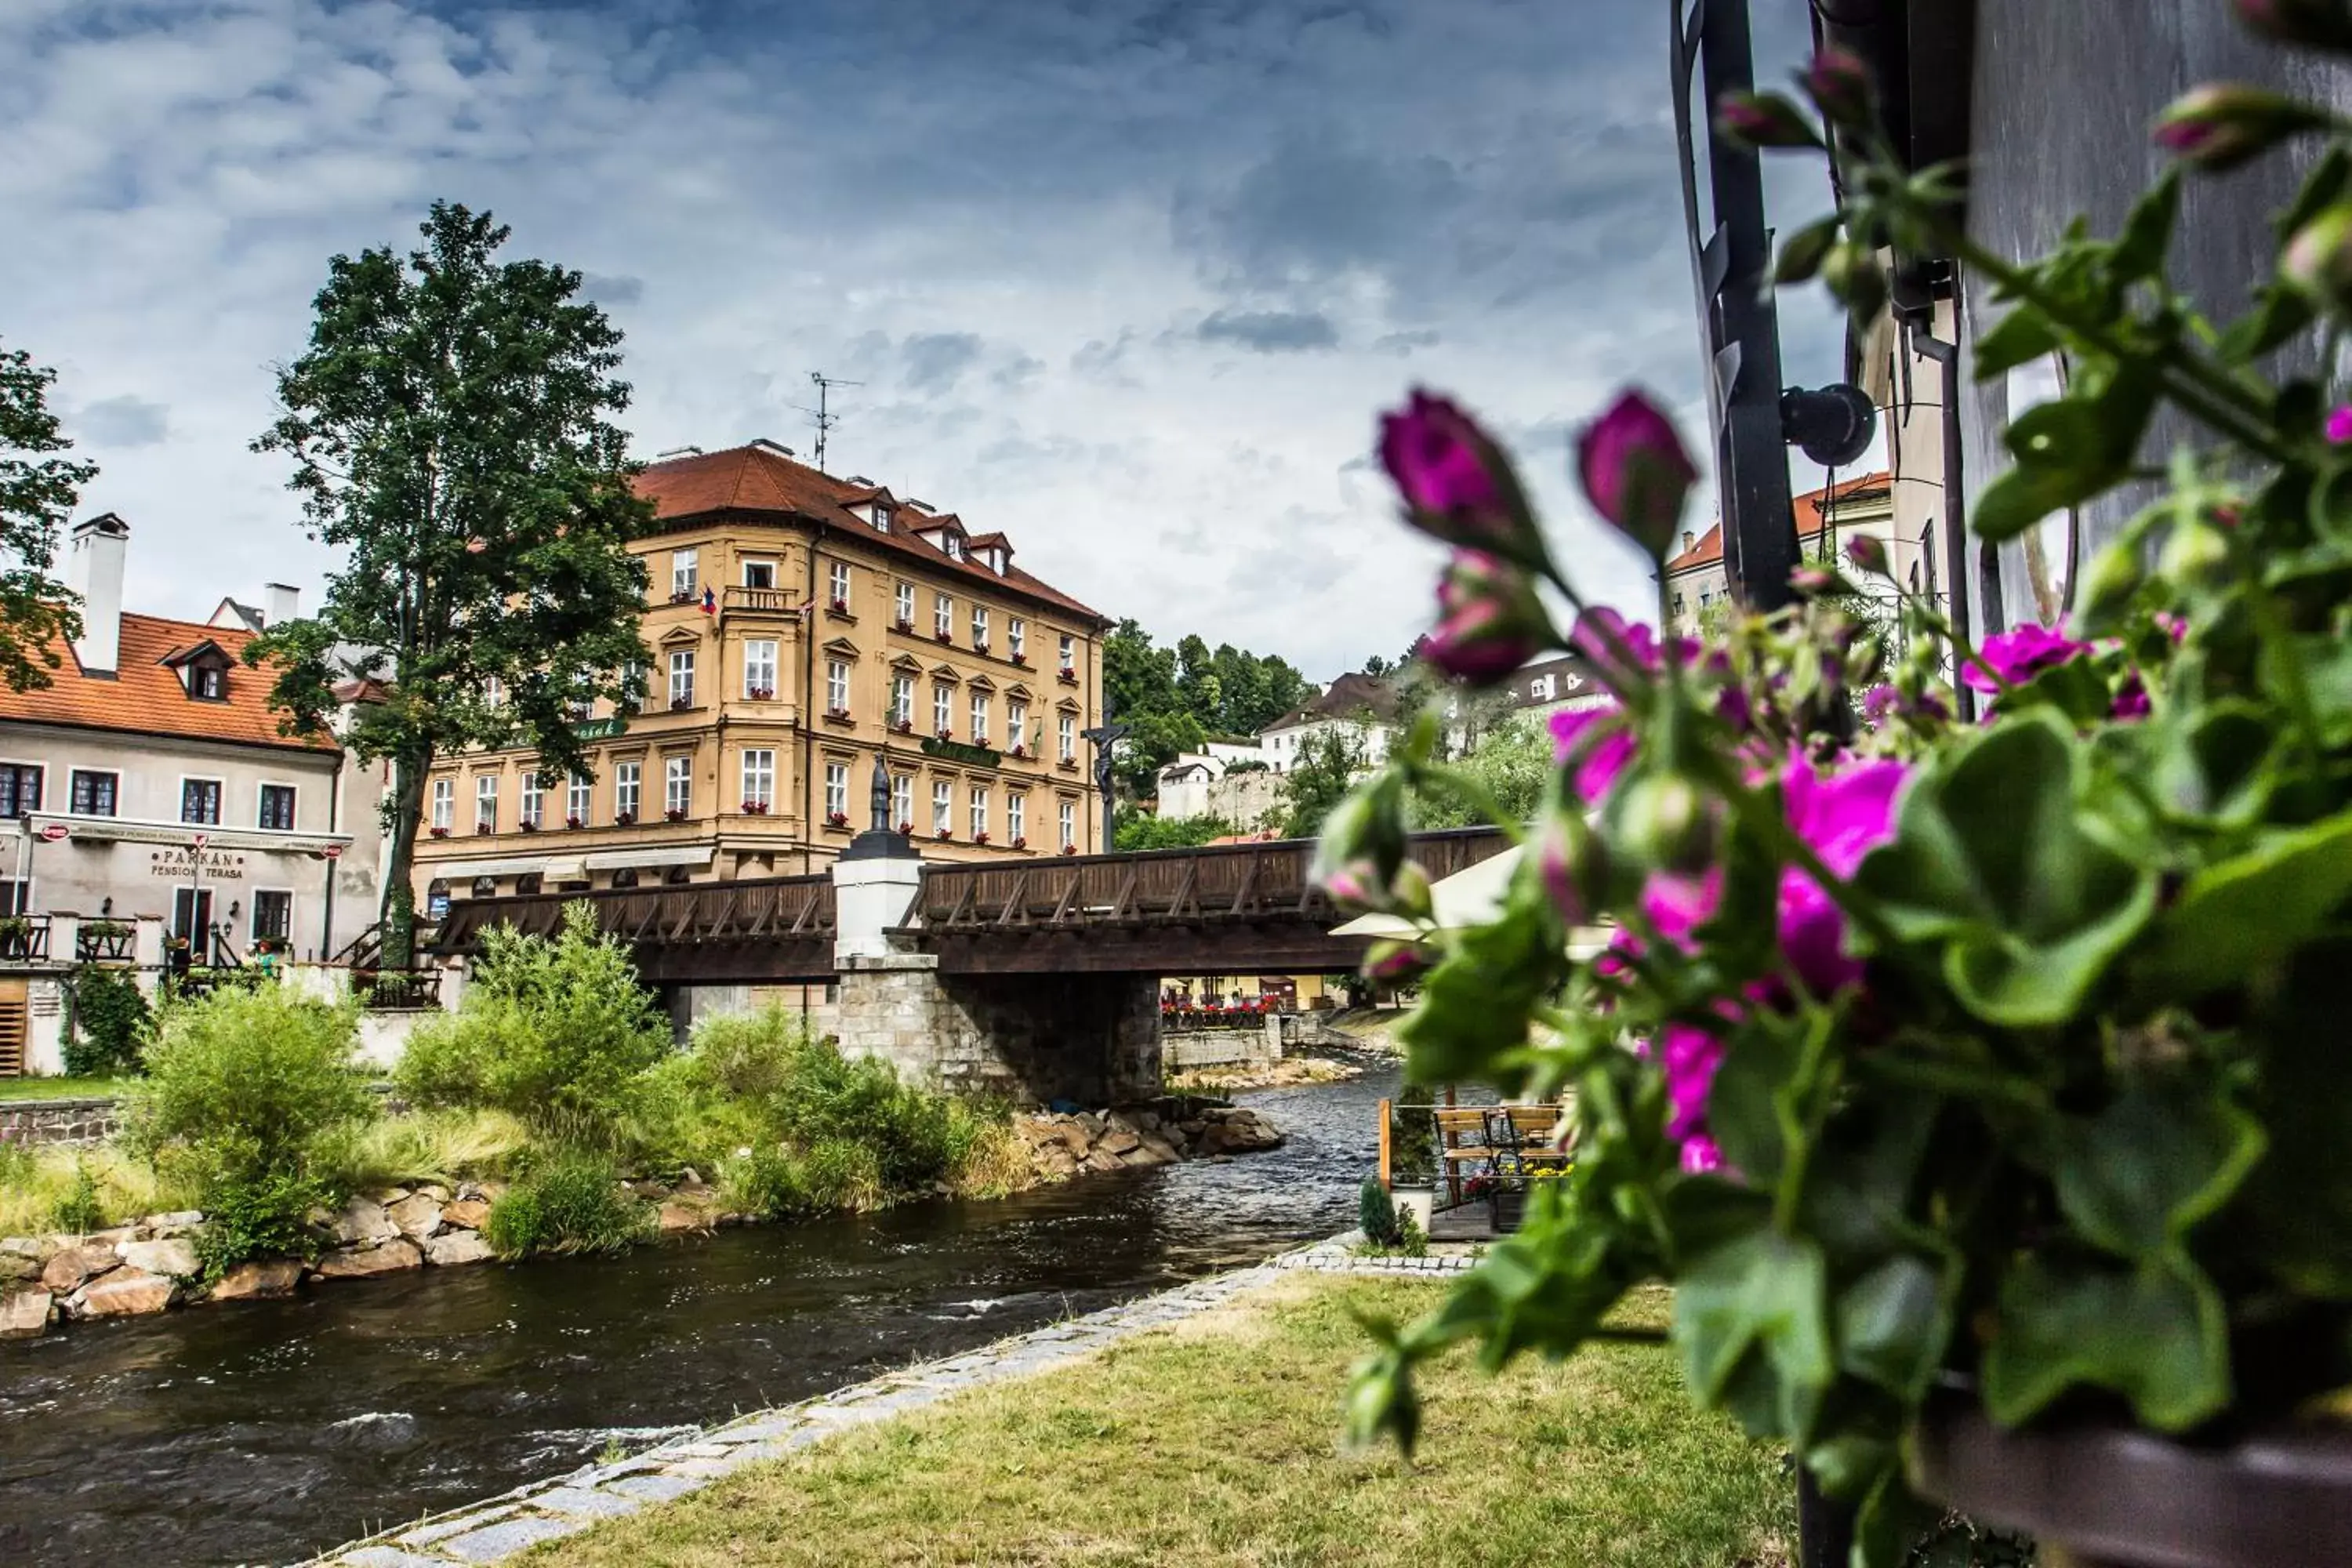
[0,614,339,753]
[635,445,1105,625]
[1663,471,1893,575]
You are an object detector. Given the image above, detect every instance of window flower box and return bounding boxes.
[972,641,991,655]
[829,596,851,615]
[935,630,954,645]
[517,818,539,833]
[475,821,495,836]
[565,815,584,829]
[824,810,849,828]
[1058,758,1078,771]
[896,821,914,835]
[1011,835,1027,851]
[895,617,916,634]
[746,685,775,700]
[892,718,914,734]
[935,828,953,841]
[670,589,696,605]
[670,696,693,711]
[615,811,636,826]
[1009,652,1028,667]
[429,826,451,838]
[1009,744,1029,760]
[663,808,687,823]
[972,831,990,845]
[935,727,954,742]
[825,706,853,723]
[1062,843,1078,855]
[76,920,136,964]
[0,917,42,960]
[1058,666,1078,683]
[746,801,774,816]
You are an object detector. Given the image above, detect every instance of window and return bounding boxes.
[1059,799,1076,851]
[1058,714,1076,763]
[931,780,952,834]
[823,761,848,819]
[252,890,292,944]
[1009,618,1025,661]
[0,880,28,916]
[1007,793,1025,844]
[431,778,454,831]
[181,778,222,826]
[520,773,544,828]
[191,664,226,700]
[895,582,914,625]
[483,675,505,709]
[1530,674,1555,701]
[515,873,543,895]
[672,548,699,598]
[891,672,914,727]
[471,877,497,899]
[0,764,42,819]
[934,593,953,638]
[971,606,989,648]
[669,648,696,706]
[609,867,638,890]
[745,749,778,811]
[474,775,498,829]
[622,660,647,712]
[258,783,297,831]
[934,682,953,735]
[970,691,989,744]
[664,756,691,816]
[829,561,851,609]
[1007,699,1029,750]
[615,761,641,821]
[891,773,913,827]
[969,786,988,840]
[826,659,851,714]
[873,503,892,533]
[743,559,776,590]
[568,773,592,824]
[745,639,778,698]
[68,770,116,818]
[1058,634,1076,671]
[945,534,966,562]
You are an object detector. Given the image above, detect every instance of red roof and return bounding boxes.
[1663,471,1893,575]
[0,614,339,753]
[635,445,1105,625]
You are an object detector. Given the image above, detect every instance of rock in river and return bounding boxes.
[314,1240,424,1279]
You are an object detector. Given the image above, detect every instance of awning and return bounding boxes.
[433,855,557,880]
[583,845,717,873]
[1329,844,1614,960]
[20,812,354,857]
[540,858,591,884]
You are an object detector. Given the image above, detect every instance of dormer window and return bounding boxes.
[872,503,892,532]
[192,666,225,700]
[945,534,965,561]
[169,642,235,702]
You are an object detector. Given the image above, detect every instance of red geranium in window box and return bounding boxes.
[615,811,636,826]
[430,826,451,838]
[935,827,953,840]
[896,820,913,835]
[664,808,688,823]
[746,685,775,700]
[746,800,774,816]
[475,820,495,836]
[893,718,913,734]
[1062,843,1078,855]
[935,630,953,645]
[565,814,584,829]
[1058,666,1077,682]
[1009,744,1029,760]
[670,696,693,711]
[829,596,850,615]
[895,617,916,634]
[935,726,954,741]
[826,706,852,722]
[518,818,538,833]
[973,831,990,845]
[1011,835,1027,851]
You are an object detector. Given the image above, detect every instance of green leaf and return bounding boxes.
[1835,1254,1953,1400]
[1853,1475,1947,1568]
[2112,169,2180,282]
[1971,307,2061,379]
[2054,1080,2268,1258]
[1775,216,1842,285]
[2249,939,2352,1295]
[1981,1251,2230,1432]
[1674,1222,1835,1442]
[1856,715,2160,1025]
[2134,814,2352,1000]
[1973,370,2159,543]
[1396,876,1566,1087]
[1700,1015,1800,1186]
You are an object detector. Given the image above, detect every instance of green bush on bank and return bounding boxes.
[481,1150,652,1258]
[64,966,151,1077]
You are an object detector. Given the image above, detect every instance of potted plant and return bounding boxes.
[663,807,688,824]
[517,817,538,833]
[746,800,774,816]
[1062,843,1078,855]
[429,825,451,837]
[670,695,693,711]
[1340,38,2352,1568]
[973,640,990,655]
[1010,651,1028,667]
[829,595,850,615]
[1011,835,1028,851]
[670,588,695,605]
[895,616,916,634]
[747,684,775,700]
[826,706,852,722]
[894,717,914,734]
[824,809,848,828]
[973,830,989,846]
[1010,743,1029,760]
[76,918,135,963]
[935,827,953,841]
[615,810,636,826]
[935,628,954,645]
[474,819,495,836]
[935,725,954,741]
[897,820,914,835]
[565,814,584,829]
[1058,666,1077,683]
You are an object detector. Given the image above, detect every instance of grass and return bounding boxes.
[0,1076,140,1103]
[524,1276,1794,1568]
[312,1107,532,1192]
[0,1143,200,1236]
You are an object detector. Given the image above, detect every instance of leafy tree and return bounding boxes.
[1112,808,1236,851]
[1104,619,1203,793]
[1362,653,1393,678]
[1412,716,1551,829]
[246,203,657,964]
[1278,725,1372,838]
[0,342,97,692]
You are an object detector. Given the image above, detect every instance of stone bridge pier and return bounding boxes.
[827,788,1160,1105]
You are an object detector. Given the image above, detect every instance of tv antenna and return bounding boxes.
[793,372,862,472]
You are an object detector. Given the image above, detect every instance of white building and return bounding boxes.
[1662,471,1900,635]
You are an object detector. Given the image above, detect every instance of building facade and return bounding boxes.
[409,441,1112,909]
[1662,472,1898,637]
[0,515,374,960]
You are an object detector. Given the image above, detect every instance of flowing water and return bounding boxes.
[0,1067,1399,1566]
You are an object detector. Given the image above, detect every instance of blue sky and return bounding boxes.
[1,0,1847,677]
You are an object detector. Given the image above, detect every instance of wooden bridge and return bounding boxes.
[428,828,1510,984]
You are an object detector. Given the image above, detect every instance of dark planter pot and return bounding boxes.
[1913,1390,2352,1568]
[1490,1189,1526,1232]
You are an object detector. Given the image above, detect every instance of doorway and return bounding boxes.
[172,887,213,960]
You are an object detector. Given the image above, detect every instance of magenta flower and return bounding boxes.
[1846,534,1889,575]
[1548,708,1637,804]
[1360,940,1436,987]
[2153,84,2328,172]
[1713,91,1822,151]
[1657,1022,1726,1148]
[1576,391,1699,561]
[2112,674,2152,720]
[1802,46,1873,128]
[1776,754,1907,995]
[1535,808,1599,926]
[1377,390,1531,555]
[1425,550,1548,684]
[1568,606,1674,684]
[1961,622,2093,693]
[2328,405,2352,444]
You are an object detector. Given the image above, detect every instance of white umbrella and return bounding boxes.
[1330,844,1614,959]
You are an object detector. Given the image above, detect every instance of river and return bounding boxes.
[0,1066,1397,1566]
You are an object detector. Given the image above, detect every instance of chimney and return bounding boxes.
[262,583,299,627]
[65,513,129,675]
[1682,530,1695,555]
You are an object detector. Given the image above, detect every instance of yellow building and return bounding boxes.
[411,441,1112,907]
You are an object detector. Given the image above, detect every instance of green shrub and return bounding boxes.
[50,1161,103,1232]
[395,904,672,1145]
[482,1152,651,1258]
[64,967,150,1077]
[123,983,372,1207]
[1359,1176,1400,1247]
[797,1137,885,1211]
[194,1170,328,1279]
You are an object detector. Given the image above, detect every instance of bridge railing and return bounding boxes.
[432,873,837,952]
[908,827,1509,930]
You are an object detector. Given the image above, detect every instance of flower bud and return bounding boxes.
[1535,804,1606,926]
[1714,90,1823,151]
[1312,774,1409,911]
[2236,0,2352,52]
[2159,517,2234,590]
[1576,390,1697,561]
[1425,550,1552,686]
[2154,84,2328,172]
[1377,390,1541,560]
[1615,774,1719,877]
[1821,242,1889,323]
[2282,201,2352,316]
[1845,534,1890,576]
[2072,539,2146,631]
[1790,565,1835,597]
[1360,939,1436,988]
[1802,47,1874,130]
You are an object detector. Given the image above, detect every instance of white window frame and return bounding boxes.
[1058,714,1076,763]
[829,561,851,609]
[969,690,989,745]
[67,767,118,818]
[891,672,915,727]
[614,760,642,822]
[567,772,592,825]
[971,605,989,648]
[744,749,777,811]
[933,683,953,735]
[668,648,696,706]
[934,592,953,638]
[179,774,224,826]
[1007,793,1026,844]
[826,659,851,714]
[745,639,778,698]
[431,777,455,831]
[931,779,952,835]
[1058,799,1076,851]
[895,581,915,625]
[672,548,699,597]
[1009,618,1025,660]
[968,786,989,841]
[474,774,499,830]
[249,886,296,946]
[1058,633,1076,671]
[1007,699,1029,750]
[663,756,692,817]
[823,760,848,820]
[891,773,913,827]
[519,772,545,828]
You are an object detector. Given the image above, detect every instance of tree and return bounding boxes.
[1278,725,1371,839]
[1412,716,1551,829]
[0,342,97,692]
[1361,653,1393,679]
[247,202,657,965]
[1112,808,1235,851]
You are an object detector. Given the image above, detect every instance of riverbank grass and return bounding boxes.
[0,1075,141,1102]
[524,1276,1792,1567]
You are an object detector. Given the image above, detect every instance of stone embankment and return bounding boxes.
[0,1102,1285,1341]
[0,1097,122,1148]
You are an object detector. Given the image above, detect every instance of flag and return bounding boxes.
[701,586,716,615]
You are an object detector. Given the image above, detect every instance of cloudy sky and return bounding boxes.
[1,0,1850,681]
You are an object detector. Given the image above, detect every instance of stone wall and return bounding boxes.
[1164,1022,1279,1069]
[0,1097,121,1147]
[833,955,1160,1105]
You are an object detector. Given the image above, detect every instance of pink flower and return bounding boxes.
[1802,46,1873,127]
[1962,622,2092,693]
[1377,390,1530,554]
[1678,1134,1725,1174]
[1548,708,1637,803]
[1713,91,1821,151]
[1577,391,1698,560]
[2328,405,2352,444]
[2112,674,2152,720]
[1657,1022,1726,1147]
[1568,606,1697,684]
[1425,550,1548,684]
[1777,754,1907,995]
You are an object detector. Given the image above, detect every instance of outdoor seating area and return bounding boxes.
[1379,1095,1573,1240]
